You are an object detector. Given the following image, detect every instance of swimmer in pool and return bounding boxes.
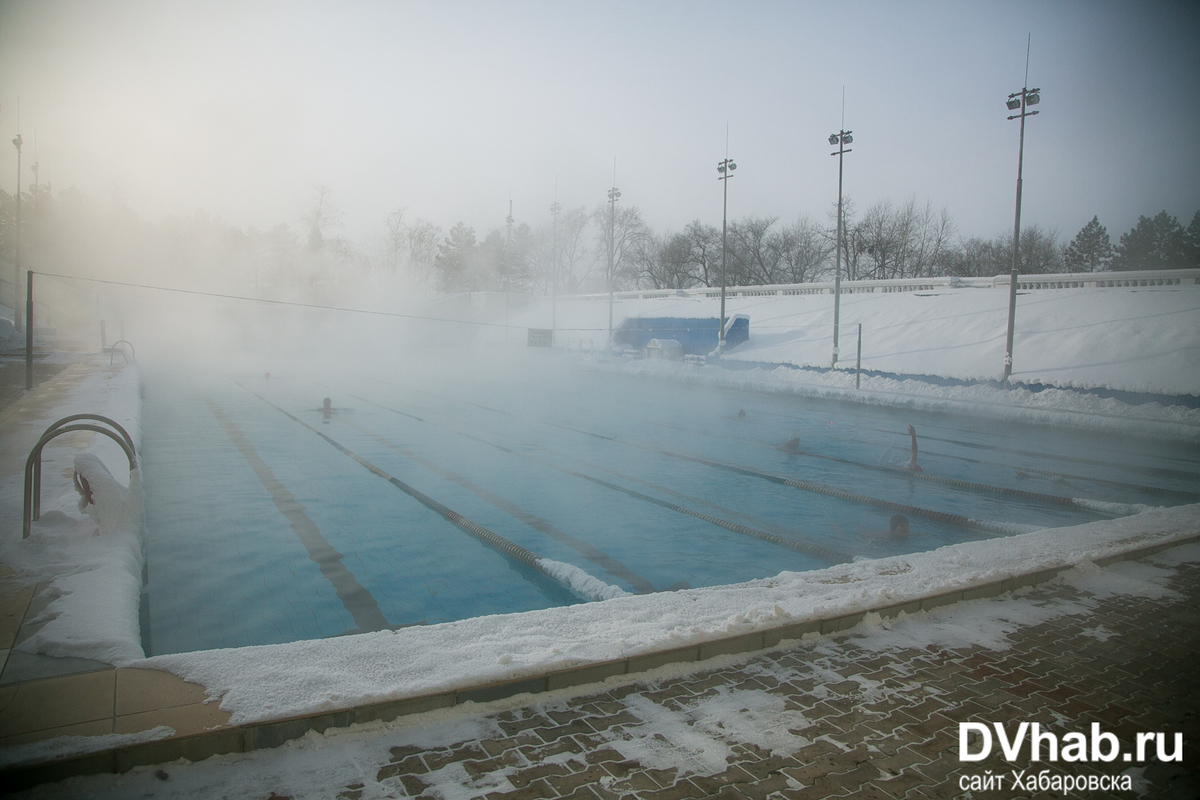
[905,424,922,472]
[861,513,910,544]
[886,514,910,539]
[779,434,801,453]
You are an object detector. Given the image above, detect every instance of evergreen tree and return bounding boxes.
[1183,210,1200,268]
[434,222,477,291]
[1063,216,1113,272]
[1111,211,1187,270]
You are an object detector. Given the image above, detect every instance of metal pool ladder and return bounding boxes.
[23,414,138,538]
[105,340,136,365]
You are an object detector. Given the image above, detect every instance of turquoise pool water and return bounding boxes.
[140,352,1200,655]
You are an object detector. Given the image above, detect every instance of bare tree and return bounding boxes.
[540,206,591,294]
[303,185,343,252]
[777,215,833,283]
[850,198,955,280]
[401,218,441,292]
[726,215,784,285]
[589,203,650,292]
[364,207,406,275]
[1014,225,1064,274]
[633,231,704,290]
[680,220,721,287]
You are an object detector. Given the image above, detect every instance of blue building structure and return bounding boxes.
[612,315,749,355]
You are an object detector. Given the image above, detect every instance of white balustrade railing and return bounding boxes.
[562,268,1200,303]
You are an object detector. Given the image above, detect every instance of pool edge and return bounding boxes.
[4,530,1198,792]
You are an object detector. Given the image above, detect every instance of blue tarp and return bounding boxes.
[613,315,749,355]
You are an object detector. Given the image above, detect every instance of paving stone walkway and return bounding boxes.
[334,553,1198,800]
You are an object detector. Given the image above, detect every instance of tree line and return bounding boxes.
[1,181,1197,309]
[422,200,1200,294]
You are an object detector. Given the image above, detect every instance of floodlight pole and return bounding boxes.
[550,199,560,346]
[12,133,22,333]
[829,130,852,368]
[25,271,33,390]
[1002,85,1040,385]
[717,157,736,354]
[606,186,620,349]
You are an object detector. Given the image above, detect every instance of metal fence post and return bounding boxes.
[856,323,862,390]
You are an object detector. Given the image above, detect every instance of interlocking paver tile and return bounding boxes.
[506,761,574,789]
[483,777,556,800]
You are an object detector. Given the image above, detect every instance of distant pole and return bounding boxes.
[607,183,620,349]
[717,154,737,354]
[828,128,853,368]
[12,131,23,332]
[1002,42,1041,385]
[25,271,33,390]
[550,197,560,346]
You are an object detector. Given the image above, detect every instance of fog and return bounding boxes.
[2,1,1199,367]
[3,2,1199,236]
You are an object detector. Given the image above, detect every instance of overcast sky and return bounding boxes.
[1,0,1198,247]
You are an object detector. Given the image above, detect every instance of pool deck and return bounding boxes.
[0,354,1197,796]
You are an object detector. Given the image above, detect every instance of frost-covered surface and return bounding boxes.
[22,543,1200,800]
[139,503,1200,727]
[580,355,1200,443]
[0,363,146,665]
[536,557,630,601]
[502,284,1200,396]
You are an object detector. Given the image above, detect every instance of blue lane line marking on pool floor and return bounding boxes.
[345,419,658,594]
[345,389,852,565]
[391,387,1019,536]
[232,380,598,601]
[206,399,391,634]
[477,384,1111,510]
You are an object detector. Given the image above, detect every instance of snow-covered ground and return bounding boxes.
[500,282,1200,396]
[1,282,1198,774]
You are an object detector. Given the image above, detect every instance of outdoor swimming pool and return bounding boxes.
[140,350,1200,656]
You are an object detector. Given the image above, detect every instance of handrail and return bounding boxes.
[33,416,135,506]
[23,415,138,538]
[558,267,1200,303]
[107,340,135,365]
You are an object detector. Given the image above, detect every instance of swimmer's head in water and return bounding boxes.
[737,409,746,419]
[323,397,332,410]
[889,514,910,536]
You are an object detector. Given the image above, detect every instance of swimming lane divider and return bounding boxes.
[233,383,610,601]
[505,391,1096,511]
[541,421,1020,534]
[646,447,1020,535]
[343,419,658,594]
[919,448,1200,501]
[205,399,391,634]
[773,445,1087,508]
[342,390,854,565]
[548,465,855,564]
[860,423,1200,481]
[360,389,1026,537]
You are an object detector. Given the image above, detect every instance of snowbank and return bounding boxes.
[143,503,1199,726]
[503,284,1200,396]
[0,363,147,666]
[580,355,1200,443]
